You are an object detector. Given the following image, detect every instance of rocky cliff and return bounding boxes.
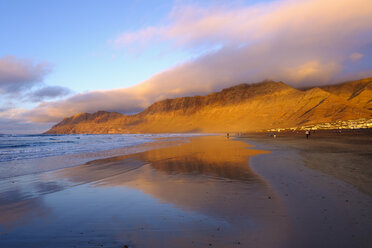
[45,79,372,134]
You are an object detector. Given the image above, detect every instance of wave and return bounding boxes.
[0,133,205,163]
[0,140,77,149]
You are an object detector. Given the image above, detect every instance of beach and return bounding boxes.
[241,131,372,247]
[0,134,371,247]
[2,0,372,247]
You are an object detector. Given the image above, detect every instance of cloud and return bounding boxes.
[0,56,51,94]
[0,56,72,106]
[0,107,27,120]
[0,56,73,130]
[0,117,51,134]
[0,108,53,134]
[23,0,372,123]
[25,88,146,122]
[114,0,372,51]
[284,61,342,84]
[112,0,372,87]
[349,52,364,62]
[27,85,72,102]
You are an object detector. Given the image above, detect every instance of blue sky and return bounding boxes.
[0,0,371,133]
[1,0,182,93]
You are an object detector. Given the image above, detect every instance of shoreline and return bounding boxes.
[0,135,289,248]
[0,136,192,180]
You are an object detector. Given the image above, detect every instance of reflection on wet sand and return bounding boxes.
[0,136,290,248]
[144,135,267,181]
[0,194,52,230]
[58,136,269,183]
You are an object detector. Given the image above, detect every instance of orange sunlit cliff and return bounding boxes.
[45,78,372,134]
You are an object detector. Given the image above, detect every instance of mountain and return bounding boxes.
[321,77,372,110]
[45,79,372,134]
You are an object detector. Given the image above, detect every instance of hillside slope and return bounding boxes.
[45,80,372,134]
[321,77,372,110]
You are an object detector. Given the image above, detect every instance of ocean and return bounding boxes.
[0,133,202,179]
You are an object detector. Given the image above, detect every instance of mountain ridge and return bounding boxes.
[45,78,372,134]
[321,77,372,110]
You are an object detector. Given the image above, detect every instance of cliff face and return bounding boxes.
[45,79,372,134]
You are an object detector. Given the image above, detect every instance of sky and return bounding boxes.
[0,0,371,133]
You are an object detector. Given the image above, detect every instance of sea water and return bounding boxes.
[0,133,202,178]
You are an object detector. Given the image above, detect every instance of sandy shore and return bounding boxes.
[240,132,372,247]
[241,131,372,195]
[0,135,371,247]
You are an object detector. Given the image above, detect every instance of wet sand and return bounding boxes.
[0,136,288,248]
[240,132,372,247]
[0,135,371,247]
[241,131,372,195]
[0,136,190,180]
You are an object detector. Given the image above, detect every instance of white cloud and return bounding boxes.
[114,0,372,51]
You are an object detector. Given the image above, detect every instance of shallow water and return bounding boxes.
[0,136,289,248]
[0,133,205,162]
[0,133,204,179]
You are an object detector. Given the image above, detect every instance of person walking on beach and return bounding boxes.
[305,130,310,139]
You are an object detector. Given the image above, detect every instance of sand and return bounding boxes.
[241,130,372,195]
[240,132,372,247]
[0,135,371,247]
